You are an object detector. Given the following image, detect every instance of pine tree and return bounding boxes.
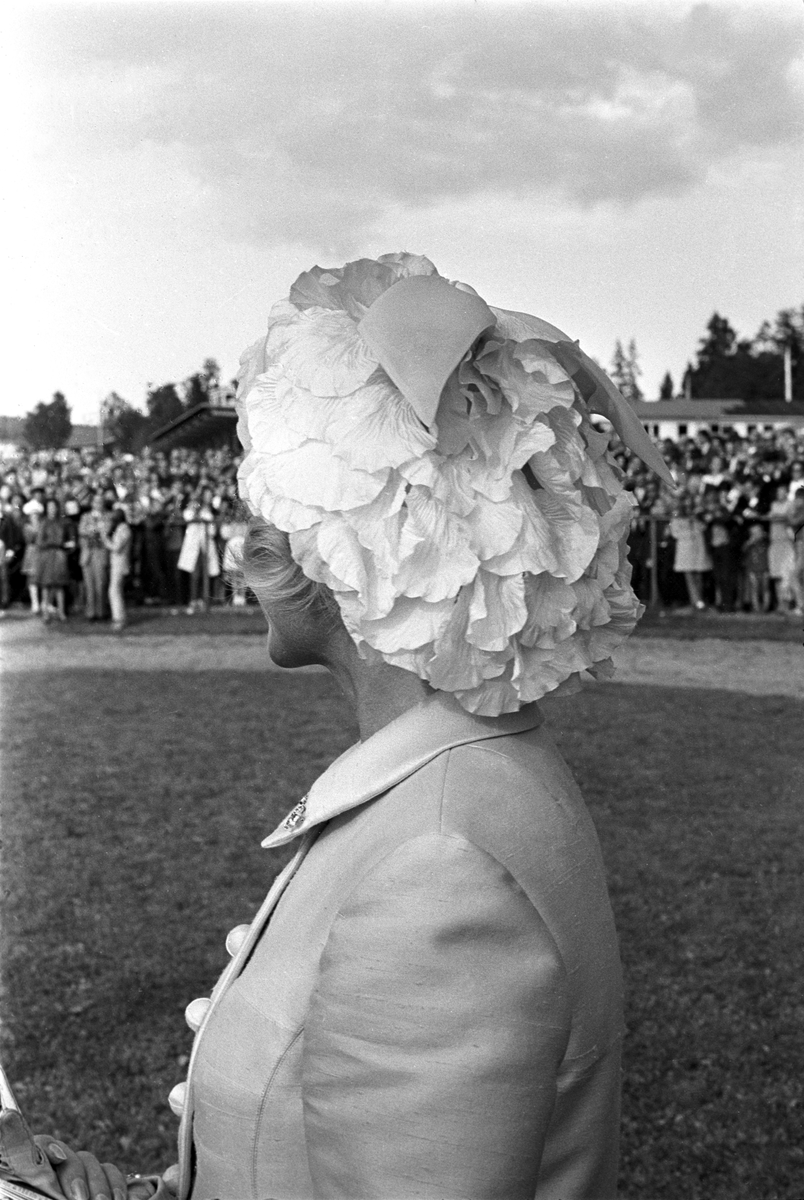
[625,339,643,401]
[659,372,674,400]
[610,341,629,396]
[610,339,642,402]
[697,313,737,366]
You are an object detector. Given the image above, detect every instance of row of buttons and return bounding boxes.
[167,924,251,1118]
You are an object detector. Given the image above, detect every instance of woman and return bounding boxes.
[177,488,220,613]
[21,507,42,613]
[105,507,132,632]
[767,484,796,612]
[669,490,711,610]
[78,493,111,621]
[32,253,673,1200]
[701,488,738,612]
[35,498,75,622]
[789,487,804,615]
[163,490,189,608]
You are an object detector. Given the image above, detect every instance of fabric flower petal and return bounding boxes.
[253,442,388,512]
[466,571,528,652]
[394,486,479,602]
[357,594,455,653]
[267,310,378,397]
[326,380,437,472]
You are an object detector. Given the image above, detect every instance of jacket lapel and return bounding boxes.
[261,693,543,851]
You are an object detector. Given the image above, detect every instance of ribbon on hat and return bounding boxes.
[486,308,675,486]
[541,338,676,488]
[359,278,674,487]
[357,275,496,429]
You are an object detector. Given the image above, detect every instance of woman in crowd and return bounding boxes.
[178,487,220,613]
[741,522,770,613]
[78,493,111,621]
[767,484,797,613]
[35,497,75,622]
[28,253,674,1200]
[162,490,188,607]
[789,487,804,614]
[669,491,711,610]
[21,508,42,614]
[701,487,738,612]
[105,507,132,632]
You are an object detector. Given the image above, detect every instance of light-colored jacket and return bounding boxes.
[106,522,131,577]
[177,694,624,1200]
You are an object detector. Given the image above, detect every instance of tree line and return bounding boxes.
[666,305,803,404]
[20,359,226,452]
[18,304,804,451]
[609,305,803,407]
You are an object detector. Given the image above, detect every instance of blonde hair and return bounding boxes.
[234,512,339,621]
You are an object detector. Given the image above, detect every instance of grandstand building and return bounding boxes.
[631,398,804,440]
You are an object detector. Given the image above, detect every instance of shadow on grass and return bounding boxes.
[1,671,801,1198]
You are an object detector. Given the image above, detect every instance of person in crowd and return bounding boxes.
[178,488,220,613]
[63,497,84,614]
[669,491,711,610]
[35,497,75,622]
[21,508,42,613]
[700,488,739,612]
[741,522,770,613]
[767,484,797,613]
[27,253,680,1200]
[163,490,189,607]
[0,492,25,610]
[789,487,804,615]
[700,453,729,491]
[141,493,169,603]
[78,492,111,621]
[105,507,132,632]
[23,487,46,516]
[627,503,652,604]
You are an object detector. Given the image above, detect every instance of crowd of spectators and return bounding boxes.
[620,426,804,615]
[0,446,248,626]
[1,425,803,626]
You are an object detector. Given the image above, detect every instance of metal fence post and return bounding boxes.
[649,516,660,609]
[201,519,210,612]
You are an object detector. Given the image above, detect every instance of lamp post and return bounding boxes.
[784,344,792,403]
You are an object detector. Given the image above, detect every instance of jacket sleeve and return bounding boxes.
[301,832,570,1200]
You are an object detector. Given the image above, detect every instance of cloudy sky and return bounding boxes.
[4,0,803,424]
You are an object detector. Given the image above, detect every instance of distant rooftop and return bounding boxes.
[631,397,804,419]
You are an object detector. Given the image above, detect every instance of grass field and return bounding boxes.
[33,600,804,643]
[2,668,802,1199]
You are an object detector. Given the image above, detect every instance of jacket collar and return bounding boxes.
[261,692,543,849]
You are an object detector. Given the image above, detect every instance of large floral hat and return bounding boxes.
[237,252,672,716]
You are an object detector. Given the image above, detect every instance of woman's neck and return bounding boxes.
[324,632,433,741]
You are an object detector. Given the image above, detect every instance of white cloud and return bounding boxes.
[21,2,803,246]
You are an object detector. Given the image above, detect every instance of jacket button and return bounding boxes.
[185,997,211,1032]
[168,1081,187,1117]
[225,924,250,957]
